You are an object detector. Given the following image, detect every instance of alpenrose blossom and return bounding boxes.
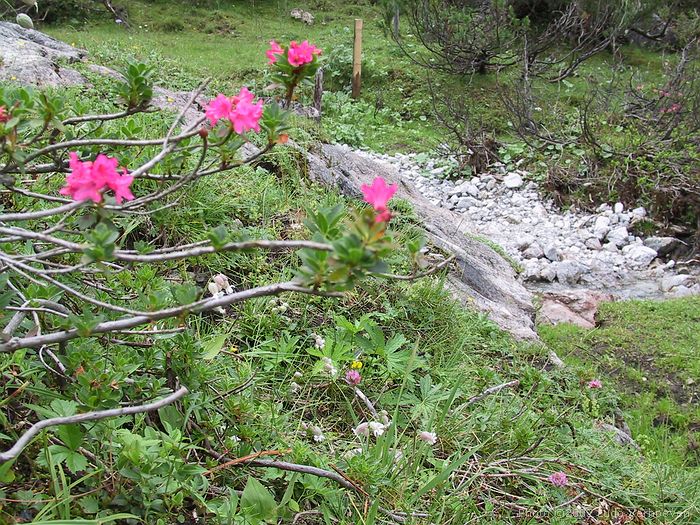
[266,40,283,65]
[417,431,437,445]
[587,379,602,389]
[345,369,361,386]
[548,471,569,487]
[204,87,263,134]
[204,94,233,126]
[361,176,398,223]
[60,152,134,204]
[230,87,264,134]
[287,40,321,67]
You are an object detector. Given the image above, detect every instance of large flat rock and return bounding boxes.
[0,22,87,86]
[307,144,537,339]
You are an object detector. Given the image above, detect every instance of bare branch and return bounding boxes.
[0,386,189,462]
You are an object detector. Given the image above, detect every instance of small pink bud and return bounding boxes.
[587,379,602,389]
[345,369,361,386]
[548,471,568,487]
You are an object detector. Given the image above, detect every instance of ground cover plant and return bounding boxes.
[0,1,699,523]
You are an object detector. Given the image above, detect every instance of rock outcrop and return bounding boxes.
[306,144,537,339]
[0,22,87,86]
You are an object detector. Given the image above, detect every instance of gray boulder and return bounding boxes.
[643,236,682,257]
[625,245,657,267]
[555,261,583,284]
[305,144,537,339]
[0,22,87,87]
[503,173,524,189]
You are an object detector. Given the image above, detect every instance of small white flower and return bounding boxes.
[207,282,220,296]
[231,435,241,443]
[214,274,232,294]
[293,371,303,379]
[353,422,370,437]
[311,425,325,442]
[312,333,325,349]
[343,448,363,459]
[321,357,337,378]
[417,431,437,445]
[379,410,391,426]
[290,381,301,393]
[368,421,386,437]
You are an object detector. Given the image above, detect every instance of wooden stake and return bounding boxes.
[313,67,323,121]
[352,18,363,99]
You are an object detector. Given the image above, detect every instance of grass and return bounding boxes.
[1,1,699,522]
[44,0,443,152]
[540,297,700,469]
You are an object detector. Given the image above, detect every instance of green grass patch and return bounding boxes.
[540,297,700,468]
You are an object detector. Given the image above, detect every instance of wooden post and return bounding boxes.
[313,67,323,121]
[351,18,363,99]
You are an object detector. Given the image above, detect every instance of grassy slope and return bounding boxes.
[1,1,698,523]
[46,0,443,152]
[541,297,700,468]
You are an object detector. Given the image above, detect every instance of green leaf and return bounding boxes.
[63,450,88,473]
[208,225,229,250]
[240,476,277,524]
[56,424,84,451]
[50,399,79,417]
[0,459,15,483]
[201,334,227,360]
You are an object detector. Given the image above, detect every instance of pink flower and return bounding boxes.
[266,40,283,65]
[287,40,321,67]
[0,106,8,124]
[345,369,361,386]
[204,88,263,134]
[417,431,437,445]
[232,86,255,105]
[205,94,233,126]
[60,153,134,204]
[353,422,370,437]
[361,176,397,223]
[229,87,263,134]
[548,471,568,487]
[587,379,602,389]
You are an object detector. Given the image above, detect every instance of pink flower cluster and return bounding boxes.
[266,40,321,67]
[548,471,569,487]
[266,40,283,65]
[345,369,361,386]
[0,106,8,124]
[660,103,682,114]
[204,87,263,134]
[361,177,398,223]
[587,379,602,389]
[60,152,134,204]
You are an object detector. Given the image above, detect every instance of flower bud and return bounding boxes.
[198,127,209,139]
[16,13,34,29]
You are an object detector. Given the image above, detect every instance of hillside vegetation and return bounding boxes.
[0,1,698,523]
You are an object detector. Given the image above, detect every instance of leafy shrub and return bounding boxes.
[155,16,186,33]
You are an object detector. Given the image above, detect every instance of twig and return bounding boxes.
[375,255,455,281]
[0,281,342,352]
[0,386,188,462]
[205,448,290,475]
[465,380,520,406]
[353,386,379,420]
